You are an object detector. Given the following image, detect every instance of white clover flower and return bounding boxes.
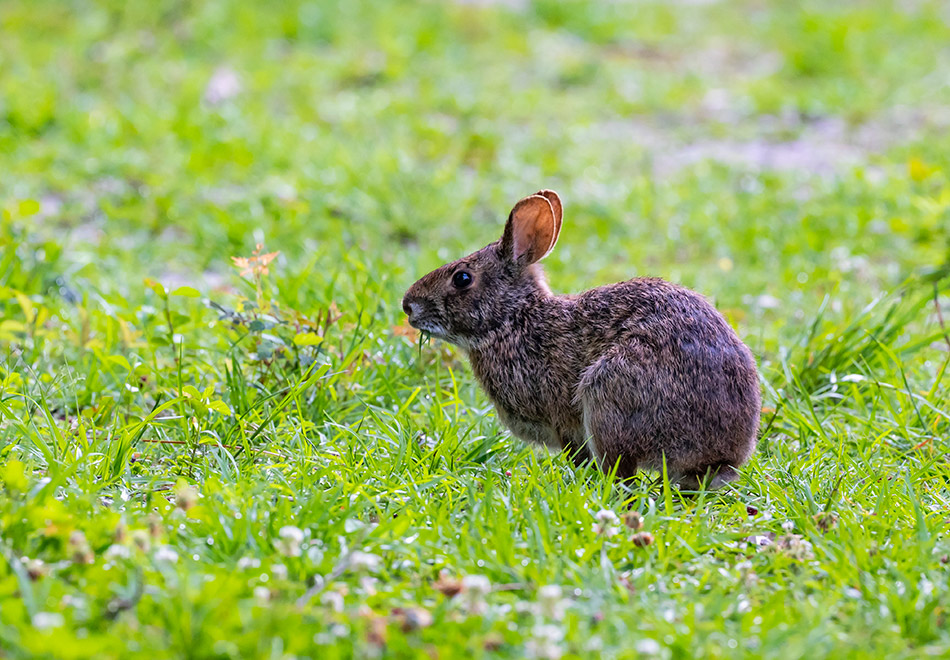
[776,535,814,561]
[307,543,325,564]
[24,557,47,580]
[636,638,662,655]
[279,525,305,542]
[154,546,179,564]
[204,67,242,105]
[104,544,132,561]
[359,576,378,595]
[32,612,64,630]
[349,551,381,573]
[271,563,288,580]
[462,574,491,594]
[173,483,199,511]
[253,586,271,603]
[593,509,620,537]
[277,526,305,557]
[526,624,564,659]
[61,594,87,610]
[237,556,262,570]
[460,574,491,615]
[781,520,795,533]
[537,585,568,620]
[321,591,345,612]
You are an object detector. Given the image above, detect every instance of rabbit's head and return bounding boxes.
[402,190,563,349]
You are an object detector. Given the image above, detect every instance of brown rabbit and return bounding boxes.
[402,191,760,488]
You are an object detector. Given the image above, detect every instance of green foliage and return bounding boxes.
[1,0,950,657]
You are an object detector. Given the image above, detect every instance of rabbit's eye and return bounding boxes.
[452,271,473,289]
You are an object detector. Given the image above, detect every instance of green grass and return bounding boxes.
[2,0,950,657]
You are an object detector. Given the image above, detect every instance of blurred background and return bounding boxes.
[3,3,950,655]
[2,0,950,348]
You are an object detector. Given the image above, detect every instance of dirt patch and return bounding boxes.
[589,106,949,178]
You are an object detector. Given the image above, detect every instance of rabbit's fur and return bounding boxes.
[402,191,760,488]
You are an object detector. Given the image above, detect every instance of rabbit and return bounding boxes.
[402,190,760,489]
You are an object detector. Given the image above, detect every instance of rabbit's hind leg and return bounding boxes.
[577,348,655,482]
[677,464,739,491]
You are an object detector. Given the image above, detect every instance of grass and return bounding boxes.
[1,0,950,657]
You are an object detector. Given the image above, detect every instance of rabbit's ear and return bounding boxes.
[534,190,562,256]
[502,194,558,265]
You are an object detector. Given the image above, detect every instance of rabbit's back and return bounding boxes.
[573,278,760,479]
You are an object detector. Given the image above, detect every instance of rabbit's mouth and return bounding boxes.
[411,319,449,341]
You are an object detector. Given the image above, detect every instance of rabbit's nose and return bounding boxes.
[403,298,423,321]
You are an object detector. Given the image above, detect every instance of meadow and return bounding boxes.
[1,0,950,657]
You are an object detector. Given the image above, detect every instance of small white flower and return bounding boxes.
[253,586,271,603]
[537,585,568,620]
[460,574,491,615]
[526,624,564,659]
[277,526,305,557]
[61,594,86,610]
[271,563,288,580]
[594,509,619,524]
[781,520,795,532]
[321,591,344,612]
[359,576,378,595]
[32,612,64,630]
[237,556,262,570]
[636,638,662,655]
[104,544,132,561]
[154,546,179,564]
[307,544,325,564]
[204,66,242,105]
[461,574,491,595]
[279,525,305,542]
[349,551,381,573]
[593,509,620,537]
[24,557,47,579]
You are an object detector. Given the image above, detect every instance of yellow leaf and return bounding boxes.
[13,291,34,321]
[107,354,132,371]
[1,459,29,493]
[171,286,201,298]
[18,199,40,216]
[208,400,232,415]
[144,278,167,300]
[908,157,935,182]
[0,320,26,333]
[293,332,323,346]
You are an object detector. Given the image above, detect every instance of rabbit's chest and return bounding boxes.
[467,347,582,445]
